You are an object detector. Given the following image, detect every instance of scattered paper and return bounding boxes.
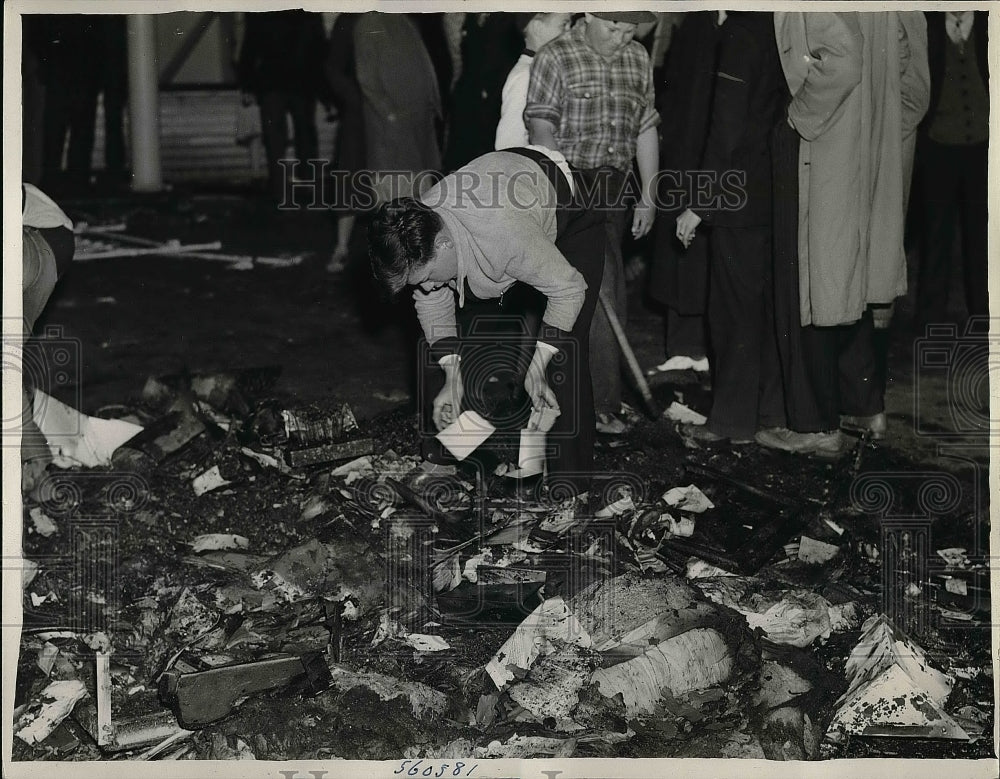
[22,559,39,588]
[664,401,707,425]
[433,554,461,593]
[29,507,58,537]
[661,485,714,513]
[330,456,373,477]
[32,390,143,468]
[937,548,969,568]
[829,615,969,740]
[37,643,60,677]
[741,592,834,648]
[406,634,451,652]
[517,429,546,475]
[686,558,738,579]
[193,466,232,496]
[435,411,495,460]
[798,535,840,564]
[191,534,250,554]
[595,495,635,518]
[15,680,88,745]
[239,447,284,471]
[665,514,695,537]
[528,405,560,433]
[486,597,592,689]
[462,550,492,584]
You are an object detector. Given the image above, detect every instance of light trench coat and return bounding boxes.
[775,12,930,327]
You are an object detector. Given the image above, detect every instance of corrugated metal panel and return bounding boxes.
[92,89,338,184]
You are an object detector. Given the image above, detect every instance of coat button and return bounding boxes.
[584,92,591,98]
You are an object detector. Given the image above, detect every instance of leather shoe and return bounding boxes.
[840,412,887,440]
[680,423,752,445]
[755,427,848,458]
[596,413,627,435]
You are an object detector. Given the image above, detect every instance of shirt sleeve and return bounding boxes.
[495,66,531,149]
[898,12,931,137]
[637,60,661,134]
[413,283,458,345]
[523,46,564,128]
[787,13,863,142]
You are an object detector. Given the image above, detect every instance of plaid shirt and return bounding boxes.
[524,21,660,171]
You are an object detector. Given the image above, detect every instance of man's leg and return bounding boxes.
[757,246,787,431]
[289,93,320,169]
[103,81,127,178]
[588,175,629,424]
[66,82,100,186]
[547,211,606,487]
[666,308,708,361]
[959,142,989,319]
[705,226,769,440]
[258,91,290,202]
[837,311,882,419]
[795,325,841,432]
[916,139,961,327]
[42,84,72,188]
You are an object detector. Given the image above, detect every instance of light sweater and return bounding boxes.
[415,151,586,344]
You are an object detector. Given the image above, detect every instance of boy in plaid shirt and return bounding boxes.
[525,11,660,434]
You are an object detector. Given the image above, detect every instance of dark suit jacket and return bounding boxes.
[694,11,785,228]
[656,12,721,199]
[922,11,989,131]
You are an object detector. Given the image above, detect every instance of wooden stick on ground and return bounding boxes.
[75,242,223,261]
[599,290,660,419]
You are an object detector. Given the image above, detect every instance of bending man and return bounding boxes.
[368,147,604,493]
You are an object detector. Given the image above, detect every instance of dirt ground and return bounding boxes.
[14,188,994,762]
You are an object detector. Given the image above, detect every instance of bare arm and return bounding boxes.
[528,118,559,150]
[631,125,659,238]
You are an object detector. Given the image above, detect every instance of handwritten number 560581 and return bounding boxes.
[394,760,478,777]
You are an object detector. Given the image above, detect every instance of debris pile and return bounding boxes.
[14,371,993,761]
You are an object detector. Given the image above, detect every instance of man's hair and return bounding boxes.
[368,197,443,297]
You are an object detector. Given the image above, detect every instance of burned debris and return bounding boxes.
[14,366,993,762]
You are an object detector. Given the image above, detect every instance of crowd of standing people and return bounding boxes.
[359,9,988,491]
[21,10,989,497]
